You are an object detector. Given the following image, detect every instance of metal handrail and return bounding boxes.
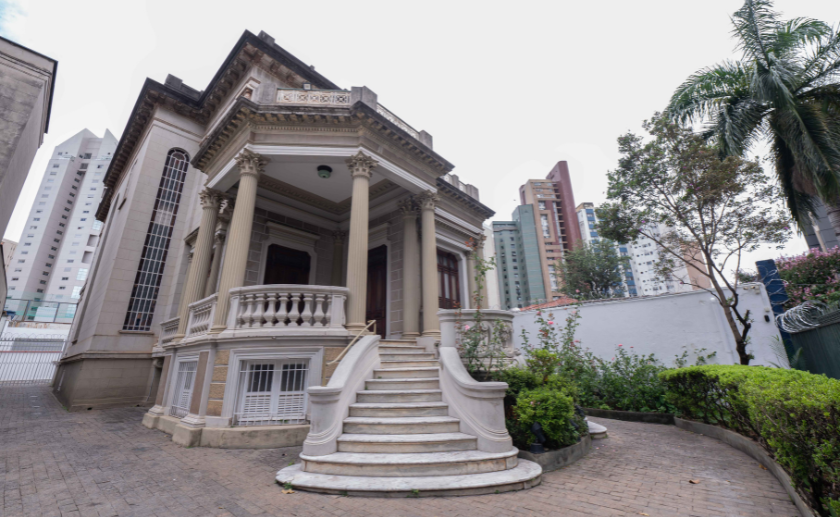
[328,320,377,366]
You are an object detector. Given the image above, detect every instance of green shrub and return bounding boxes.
[660,365,839,515]
[513,386,583,449]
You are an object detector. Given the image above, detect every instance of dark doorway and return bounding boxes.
[438,250,461,309]
[264,244,311,285]
[366,245,387,338]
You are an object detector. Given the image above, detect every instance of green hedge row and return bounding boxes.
[659,365,839,516]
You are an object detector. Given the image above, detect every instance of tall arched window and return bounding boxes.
[437,250,461,309]
[123,149,189,331]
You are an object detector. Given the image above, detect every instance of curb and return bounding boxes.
[583,407,674,425]
[517,433,592,472]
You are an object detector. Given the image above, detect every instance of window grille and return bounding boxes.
[123,149,189,331]
[234,360,309,426]
[170,360,198,418]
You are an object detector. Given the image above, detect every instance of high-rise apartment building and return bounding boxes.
[575,201,710,297]
[6,129,117,304]
[493,205,549,309]
[516,161,582,301]
[575,202,637,296]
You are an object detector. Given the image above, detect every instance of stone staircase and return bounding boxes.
[276,339,542,496]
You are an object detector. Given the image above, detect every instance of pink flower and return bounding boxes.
[464,325,470,330]
[575,289,580,293]
[618,344,623,347]
[547,321,554,325]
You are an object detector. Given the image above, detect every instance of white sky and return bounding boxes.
[3,0,834,272]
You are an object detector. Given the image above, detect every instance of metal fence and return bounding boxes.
[777,302,840,379]
[0,333,67,386]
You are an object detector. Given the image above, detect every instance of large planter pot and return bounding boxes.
[517,434,591,472]
[583,407,674,425]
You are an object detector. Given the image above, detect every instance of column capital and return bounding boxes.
[234,149,267,178]
[332,229,347,243]
[199,188,224,210]
[345,151,378,179]
[397,197,418,218]
[214,230,227,245]
[416,190,440,211]
[472,234,487,250]
[218,197,234,223]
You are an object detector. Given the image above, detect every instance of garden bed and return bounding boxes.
[517,434,592,472]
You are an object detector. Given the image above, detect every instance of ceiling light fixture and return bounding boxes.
[317,165,332,179]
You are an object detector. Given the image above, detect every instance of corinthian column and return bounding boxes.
[344,151,378,334]
[331,230,346,286]
[209,149,265,333]
[399,197,420,337]
[174,189,222,340]
[418,191,441,338]
[205,200,232,297]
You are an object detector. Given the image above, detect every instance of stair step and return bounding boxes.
[380,360,439,368]
[372,367,440,379]
[299,449,518,477]
[337,432,477,453]
[276,460,543,497]
[380,352,435,361]
[349,402,449,418]
[379,339,417,345]
[379,344,426,350]
[365,378,439,390]
[343,416,460,435]
[356,389,442,403]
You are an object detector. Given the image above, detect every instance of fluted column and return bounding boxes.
[399,198,420,337]
[344,151,378,334]
[466,253,477,309]
[418,191,441,337]
[174,189,222,340]
[210,149,265,332]
[205,199,232,297]
[331,230,346,286]
[477,235,489,307]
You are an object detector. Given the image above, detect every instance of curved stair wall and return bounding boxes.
[303,335,381,456]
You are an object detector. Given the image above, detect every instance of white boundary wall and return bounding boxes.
[511,283,783,367]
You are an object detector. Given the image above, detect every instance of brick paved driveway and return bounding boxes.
[0,386,798,517]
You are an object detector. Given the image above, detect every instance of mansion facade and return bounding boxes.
[54,29,491,435]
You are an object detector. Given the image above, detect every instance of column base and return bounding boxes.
[345,323,366,334]
[421,331,441,338]
[402,332,421,339]
[172,414,206,447]
[170,333,186,343]
[142,410,161,429]
[207,325,226,335]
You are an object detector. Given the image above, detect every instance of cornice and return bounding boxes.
[436,177,495,219]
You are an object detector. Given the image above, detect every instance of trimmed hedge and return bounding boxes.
[660,365,839,516]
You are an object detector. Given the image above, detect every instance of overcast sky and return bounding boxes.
[3,0,835,271]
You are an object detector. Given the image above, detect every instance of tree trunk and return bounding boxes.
[824,199,840,245]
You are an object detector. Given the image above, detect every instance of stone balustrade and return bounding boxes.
[185,294,217,338]
[159,317,180,346]
[228,285,349,330]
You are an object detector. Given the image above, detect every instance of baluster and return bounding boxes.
[276,292,289,327]
[300,292,313,327]
[288,293,301,326]
[312,294,325,327]
[238,294,252,328]
[264,292,277,327]
[324,295,333,327]
[246,294,258,328]
[251,292,265,328]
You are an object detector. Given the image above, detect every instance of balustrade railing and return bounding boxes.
[159,317,180,346]
[229,285,348,330]
[275,88,350,106]
[185,294,217,338]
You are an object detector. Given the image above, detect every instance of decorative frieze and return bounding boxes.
[276,89,351,106]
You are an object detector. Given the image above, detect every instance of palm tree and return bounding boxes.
[667,0,840,234]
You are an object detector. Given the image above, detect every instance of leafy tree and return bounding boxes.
[557,239,629,299]
[597,114,791,364]
[666,0,840,233]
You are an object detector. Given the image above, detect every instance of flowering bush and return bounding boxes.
[776,247,840,309]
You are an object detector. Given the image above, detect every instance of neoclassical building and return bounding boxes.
[54,31,543,495]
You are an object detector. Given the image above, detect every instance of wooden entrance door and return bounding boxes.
[437,250,461,309]
[366,245,387,338]
[264,244,311,285]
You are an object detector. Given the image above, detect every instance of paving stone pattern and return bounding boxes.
[1,386,798,517]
